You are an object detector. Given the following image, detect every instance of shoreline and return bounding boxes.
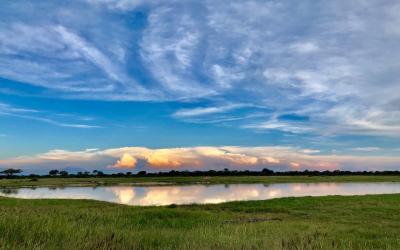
[1,175,400,188]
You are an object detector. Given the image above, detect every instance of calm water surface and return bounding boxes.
[1,182,400,206]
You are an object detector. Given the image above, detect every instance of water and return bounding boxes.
[1,182,400,206]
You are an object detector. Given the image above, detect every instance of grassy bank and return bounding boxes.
[1,175,400,188]
[0,194,399,249]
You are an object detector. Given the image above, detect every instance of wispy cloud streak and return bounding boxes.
[1,0,400,138]
[0,103,100,129]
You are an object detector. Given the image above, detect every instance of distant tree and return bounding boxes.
[261,168,274,175]
[1,168,22,177]
[92,170,104,177]
[49,170,59,176]
[137,171,147,176]
[4,168,400,179]
[59,170,69,177]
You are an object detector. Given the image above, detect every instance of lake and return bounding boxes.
[1,182,400,206]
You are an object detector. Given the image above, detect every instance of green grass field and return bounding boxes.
[1,175,400,188]
[0,194,400,249]
[1,176,400,249]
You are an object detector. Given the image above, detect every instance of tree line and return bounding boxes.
[1,168,400,179]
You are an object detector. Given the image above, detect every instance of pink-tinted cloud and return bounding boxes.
[113,153,137,168]
[1,146,400,173]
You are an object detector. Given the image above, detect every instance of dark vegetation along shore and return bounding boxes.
[1,168,400,188]
[2,175,400,189]
[1,194,400,249]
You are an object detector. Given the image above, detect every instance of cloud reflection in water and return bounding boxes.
[2,183,400,206]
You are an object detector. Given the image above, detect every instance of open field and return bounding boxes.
[0,194,399,249]
[1,175,400,188]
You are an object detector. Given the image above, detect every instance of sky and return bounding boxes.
[0,0,400,174]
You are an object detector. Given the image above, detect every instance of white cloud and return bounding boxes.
[290,42,320,54]
[243,119,311,134]
[54,26,123,83]
[86,0,154,11]
[173,104,246,118]
[0,102,100,129]
[139,6,213,98]
[301,149,321,154]
[1,0,400,137]
[351,147,381,152]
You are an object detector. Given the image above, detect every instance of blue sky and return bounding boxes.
[0,0,400,173]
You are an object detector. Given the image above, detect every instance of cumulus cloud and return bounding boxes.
[2,146,400,173]
[113,153,137,168]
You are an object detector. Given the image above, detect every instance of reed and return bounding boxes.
[1,194,399,249]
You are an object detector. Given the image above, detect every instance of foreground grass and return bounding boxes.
[1,175,400,188]
[0,194,399,249]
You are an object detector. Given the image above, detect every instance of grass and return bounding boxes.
[0,194,400,249]
[1,175,400,188]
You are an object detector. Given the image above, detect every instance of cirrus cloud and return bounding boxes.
[1,0,400,138]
